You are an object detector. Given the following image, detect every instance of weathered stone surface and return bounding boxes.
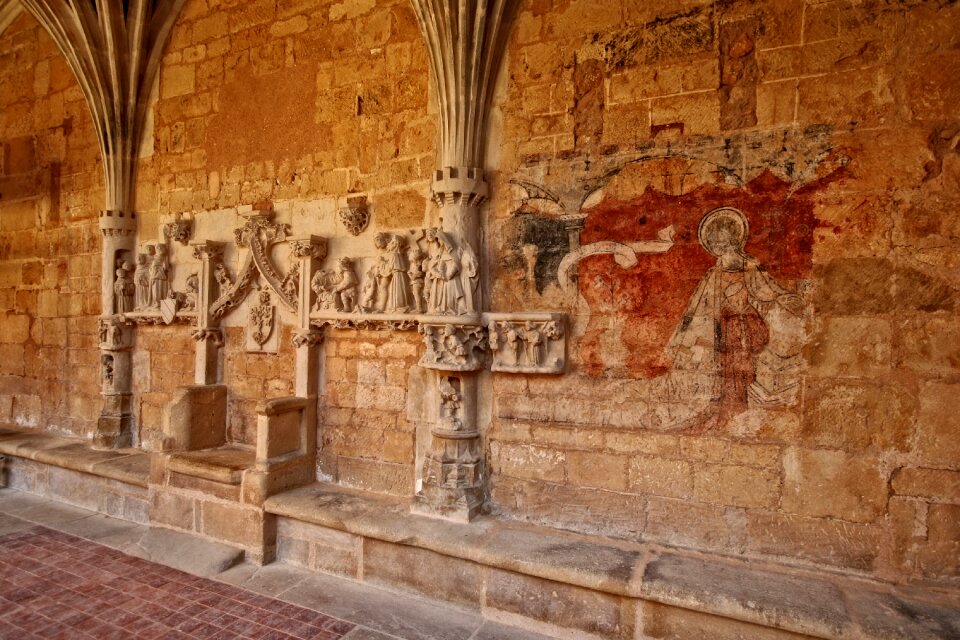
[364,539,482,608]
[782,448,888,523]
[484,568,624,638]
[641,554,850,638]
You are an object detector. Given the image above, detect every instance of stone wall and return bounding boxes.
[0,0,958,588]
[0,13,103,437]
[485,0,960,587]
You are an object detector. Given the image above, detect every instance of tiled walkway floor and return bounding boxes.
[0,490,551,640]
[0,525,353,640]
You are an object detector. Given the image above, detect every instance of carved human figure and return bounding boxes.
[310,269,336,311]
[459,240,479,314]
[523,321,544,367]
[182,273,199,311]
[407,246,426,313]
[133,252,150,310]
[423,228,440,309]
[359,265,378,312]
[101,354,114,387]
[441,324,467,365]
[374,233,392,312]
[502,322,521,365]
[666,207,803,419]
[333,257,359,312]
[428,231,466,315]
[384,235,411,312]
[113,261,135,314]
[98,320,109,345]
[438,376,462,429]
[149,244,169,308]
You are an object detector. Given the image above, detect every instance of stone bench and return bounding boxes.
[265,482,960,640]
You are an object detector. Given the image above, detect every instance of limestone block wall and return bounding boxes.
[0,13,104,437]
[485,0,960,587]
[0,0,957,590]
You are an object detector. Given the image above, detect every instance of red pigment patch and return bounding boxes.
[578,169,819,378]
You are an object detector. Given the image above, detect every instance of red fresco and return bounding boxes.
[577,169,821,378]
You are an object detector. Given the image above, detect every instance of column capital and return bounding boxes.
[431,167,489,208]
[99,209,137,236]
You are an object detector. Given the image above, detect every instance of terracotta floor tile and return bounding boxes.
[0,525,356,640]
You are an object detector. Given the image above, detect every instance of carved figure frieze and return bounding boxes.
[98,317,132,350]
[164,212,193,245]
[312,257,358,313]
[487,313,566,374]
[419,323,485,371]
[423,228,478,316]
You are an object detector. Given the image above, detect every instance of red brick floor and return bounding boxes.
[0,526,356,639]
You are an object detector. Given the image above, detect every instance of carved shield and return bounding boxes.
[159,298,178,324]
[250,304,274,347]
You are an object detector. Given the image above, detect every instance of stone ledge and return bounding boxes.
[0,428,149,488]
[265,482,960,640]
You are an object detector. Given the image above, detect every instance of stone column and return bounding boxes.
[94,210,137,449]
[410,0,515,520]
[289,236,327,398]
[190,241,225,384]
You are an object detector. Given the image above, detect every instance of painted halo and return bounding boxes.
[697,206,750,257]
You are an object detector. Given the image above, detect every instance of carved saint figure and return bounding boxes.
[386,235,411,313]
[133,252,151,310]
[502,322,521,365]
[459,240,479,314]
[374,233,392,312]
[665,207,804,421]
[149,244,169,308]
[523,321,544,367]
[114,261,135,314]
[407,246,426,313]
[427,231,466,315]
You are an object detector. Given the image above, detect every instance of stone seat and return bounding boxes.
[168,445,254,485]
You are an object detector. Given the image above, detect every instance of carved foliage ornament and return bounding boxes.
[338,200,370,236]
[164,212,193,245]
[419,323,485,372]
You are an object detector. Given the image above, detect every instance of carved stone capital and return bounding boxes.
[191,240,224,262]
[191,328,224,348]
[431,166,488,208]
[292,329,324,349]
[164,212,193,245]
[418,322,486,371]
[289,235,328,260]
[98,210,137,235]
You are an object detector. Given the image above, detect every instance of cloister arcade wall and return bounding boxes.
[0,0,958,589]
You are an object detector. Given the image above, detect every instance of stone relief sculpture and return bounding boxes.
[113,261,135,314]
[488,315,566,374]
[133,246,153,310]
[427,230,467,315]
[438,376,462,429]
[408,246,426,313]
[311,258,358,313]
[338,199,370,236]
[101,354,114,387]
[419,323,485,371]
[386,235,412,313]
[149,243,170,308]
[248,289,275,350]
[163,212,193,245]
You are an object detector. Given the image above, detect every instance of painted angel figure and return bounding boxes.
[664,207,805,419]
